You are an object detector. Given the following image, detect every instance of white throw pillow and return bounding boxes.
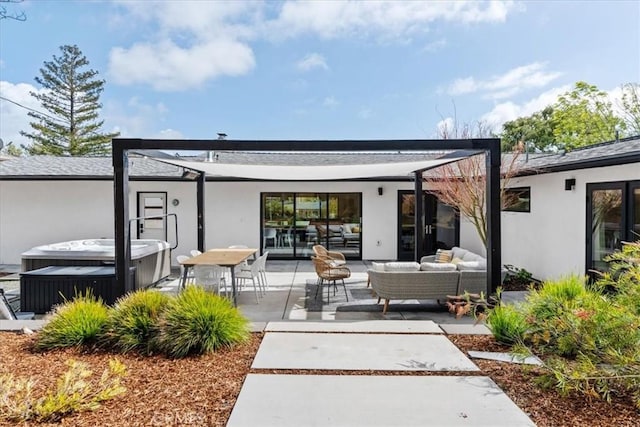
[420,262,457,271]
[342,224,352,234]
[384,262,420,272]
[456,260,486,271]
[371,262,386,271]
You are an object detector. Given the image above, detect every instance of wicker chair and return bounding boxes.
[311,256,350,303]
[312,245,346,266]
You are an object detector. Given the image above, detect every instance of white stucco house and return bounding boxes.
[0,135,638,282]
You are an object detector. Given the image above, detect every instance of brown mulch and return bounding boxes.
[1,332,639,426]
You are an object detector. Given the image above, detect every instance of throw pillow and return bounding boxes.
[352,226,361,233]
[450,257,463,265]
[342,224,352,234]
[384,262,421,272]
[420,262,457,271]
[434,249,453,263]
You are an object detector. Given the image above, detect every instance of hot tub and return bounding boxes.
[21,239,171,289]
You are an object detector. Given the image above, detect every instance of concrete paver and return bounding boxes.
[227,374,535,427]
[265,320,442,334]
[439,323,492,335]
[252,332,479,371]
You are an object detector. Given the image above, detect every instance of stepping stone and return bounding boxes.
[469,350,544,366]
[265,320,442,334]
[227,374,535,427]
[252,333,478,371]
[439,323,492,335]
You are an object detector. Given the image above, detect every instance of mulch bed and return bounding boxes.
[1,332,638,426]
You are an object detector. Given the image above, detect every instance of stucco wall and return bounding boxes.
[0,179,418,266]
[501,163,640,281]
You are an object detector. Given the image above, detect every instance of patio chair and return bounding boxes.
[176,255,197,286]
[312,245,347,266]
[311,256,350,303]
[263,228,278,249]
[236,256,262,304]
[194,265,228,297]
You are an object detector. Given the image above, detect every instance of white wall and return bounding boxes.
[0,181,114,264]
[0,179,417,265]
[502,163,640,281]
[205,180,415,260]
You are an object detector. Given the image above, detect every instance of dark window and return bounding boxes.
[503,187,530,212]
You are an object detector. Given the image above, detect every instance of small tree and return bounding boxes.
[423,153,522,251]
[619,82,640,136]
[21,45,119,156]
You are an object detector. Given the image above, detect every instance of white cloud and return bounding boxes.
[323,96,339,107]
[297,53,329,72]
[423,38,447,53]
[480,84,570,130]
[104,97,177,138]
[109,38,255,91]
[267,1,515,40]
[0,81,46,147]
[448,62,563,99]
[106,1,518,90]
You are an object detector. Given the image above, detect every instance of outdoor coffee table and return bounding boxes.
[179,248,257,306]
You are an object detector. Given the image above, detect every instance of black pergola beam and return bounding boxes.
[112,137,502,297]
[485,139,502,294]
[117,138,496,152]
[197,172,206,252]
[414,171,424,263]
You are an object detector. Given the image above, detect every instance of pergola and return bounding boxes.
[112,138,501,296]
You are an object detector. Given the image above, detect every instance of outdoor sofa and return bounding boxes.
[368,247,506,314]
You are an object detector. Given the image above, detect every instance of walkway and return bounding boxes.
[228,320,535,426]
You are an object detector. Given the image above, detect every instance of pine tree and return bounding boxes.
[21,45,119,156]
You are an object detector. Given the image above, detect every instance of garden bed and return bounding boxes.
[1,332,638,426]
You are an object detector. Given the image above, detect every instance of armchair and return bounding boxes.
[312,245,346,266]
[311,256,350,303]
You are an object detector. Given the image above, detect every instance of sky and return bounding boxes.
[1,0,639,147]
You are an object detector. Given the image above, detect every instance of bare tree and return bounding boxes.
[423,152,522,250]
[0,0,26,21]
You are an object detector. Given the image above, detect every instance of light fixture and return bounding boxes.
[181,169,200,180]
[564,178,576,191]
[377,187,383,196]
[171,198,180,206]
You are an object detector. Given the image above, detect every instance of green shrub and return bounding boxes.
[154,285,250,358]
[525,275,587,321]
[35,291,109,350]
[104,289,170,354]
[0,358,126,423]
[486,303,528,345]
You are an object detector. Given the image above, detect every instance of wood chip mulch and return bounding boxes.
[1,332,638,426]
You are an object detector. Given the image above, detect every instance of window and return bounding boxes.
[503,187,530,212]
[261,192,362,260]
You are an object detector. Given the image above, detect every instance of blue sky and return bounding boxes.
[1,0,639,146]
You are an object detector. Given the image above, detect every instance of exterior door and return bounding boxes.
[137,192,167,241]
[398,191,459,260]
[586,181,639,274]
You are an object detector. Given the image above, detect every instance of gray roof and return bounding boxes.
[515,135,640,172]
[1,136,638,179]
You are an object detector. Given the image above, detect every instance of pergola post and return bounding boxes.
[413,171,424,262]
[113,144,131,294]
[197,171,206,252]
[486,140,502,294]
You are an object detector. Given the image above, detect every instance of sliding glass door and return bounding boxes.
[261,192,362,259]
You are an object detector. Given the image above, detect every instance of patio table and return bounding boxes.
[179,248,257,306]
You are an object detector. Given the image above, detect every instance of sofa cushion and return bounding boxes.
[434,249,453,263]
[371,262,386,271]
[456,260,486,271]
[384,262,420,272]
[420,262,457,271]
[342,224,352,234]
